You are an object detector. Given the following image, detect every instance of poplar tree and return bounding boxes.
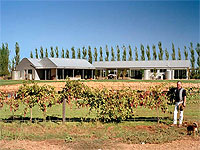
[35,48,38,59]
[189,42,195,78]
[94,47,98,61]
[65,49,69,58]
[152,44,157,60]
[178,47,181,60]
[122,45,127,61]
[134,46,138,61]
[45,48,48,58]
[71,46,75,59]
[171,43,176,60]
[40,46,44,58]
[165,48,169,60]
[99,46,103,61]
[158,41,163,60]
[140,44,145,61]
[117,45,120,61]
[50,46,54,57]
[77,48,81,59]
[128,45,133,61]
[146,45,151,60]
[105,45,109,61]
[184,46,188,60]
[196,43,200,70]
[82,46,87,59]
[55,46,59,58]
[0,43,9,75]
[88,46,92,63]
[30,51,33,58]
[111,46,115,61]
[15,42,20,66]
[61,48,65,58]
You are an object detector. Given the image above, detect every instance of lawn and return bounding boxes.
[0,79,200,86]
[0,96,199,147]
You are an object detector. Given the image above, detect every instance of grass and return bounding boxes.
[0,97,199,148]
[0,79,200,86]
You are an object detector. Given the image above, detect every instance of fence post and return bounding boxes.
[62,98,66,123]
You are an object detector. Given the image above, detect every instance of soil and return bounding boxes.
[0,81,199,92]
[0,137,199,150]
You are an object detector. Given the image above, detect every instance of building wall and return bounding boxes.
[16,58,40,80]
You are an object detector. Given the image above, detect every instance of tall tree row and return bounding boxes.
[0,43,10,76]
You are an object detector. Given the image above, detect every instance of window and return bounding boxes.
[160,69,166,72]
[28,69,32,74]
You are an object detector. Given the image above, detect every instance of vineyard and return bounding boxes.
[0,79,199,123]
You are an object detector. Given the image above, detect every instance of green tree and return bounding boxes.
[128,45,133,61]
[40,46,44,58]
[184,46,188,60]
[196,43,200,69]
[105,45,109,61]
[99,46,103,61]
[82,46,87,59]
[117,45,120,61]
[71,46,76,59]
[134,46,138,61]
[171,43,176,60]
[61,48,65,58]
[35,48,39,59]
[88,46,92,63]
[30,51,33,58]
[189,42,195,78]
[15,42,20,66]
[122,45,127,61]
[178,47,181,60]
[50,46,54,58]
[152,44,157,60]
[55,46,59,58]
[65,49,69,58]
[0,43,9,75]
[77,48,81,59]
[165,48,169,60]
[111,46,115,61]
[45,48,48,58]
[94,47,98,61]
[146,45,151,60]
[158,41,163,60]
[140,44,145,61]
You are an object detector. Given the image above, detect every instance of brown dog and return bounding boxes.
[184,122,199,136]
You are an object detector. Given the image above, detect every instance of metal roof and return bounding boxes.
[27,58,95,69]
[93,60,190,69]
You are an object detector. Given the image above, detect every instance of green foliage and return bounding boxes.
[165,48,169,60]
[71,46,76,59]
[99,47,103,61]
[122,45,126,61]
[117,45,120,61]
[35,48,38,59]
[111,46,115,61]
[158,41,163,60]
[40,46,44,59]
[146,45,151,60]
[82,46,87,59]
[61,48,65,58]
[0,43,10,76]
[152,44,157,60]
[105,45,109,61]
[50,46,54,58]
[77,48,81,59]
[65,49,69,58]
[30,51,33,58]
[88,46,92,63]
[140,44,145,61]
[15,42,20,66]
[178,47,181,60]
[196,43,200,69]
[93,47,97,61]
[171,43,176,60]
[189,42,195,78]
[184,46,188,60]
[134,46,138,61]
[55,46,59,58]
[45,48,48,58]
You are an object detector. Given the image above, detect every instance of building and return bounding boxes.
[16,58,190,80]
[93,60,190,80]
[16,58,95,80]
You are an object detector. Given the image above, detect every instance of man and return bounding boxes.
[172,81,186,127]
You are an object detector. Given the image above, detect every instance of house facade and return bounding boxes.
[16,58,190,80]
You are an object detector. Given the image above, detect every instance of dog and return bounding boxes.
[184,122,199,136]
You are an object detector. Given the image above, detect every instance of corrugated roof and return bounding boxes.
[93,60,190,69]
[27,58,43,68]
[48,58,95,69]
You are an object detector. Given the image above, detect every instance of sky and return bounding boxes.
[0,0,199,63]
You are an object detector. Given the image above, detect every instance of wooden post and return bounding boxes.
[56,68,58,80]
[45,69,47,80]
[62,98,66,123]
[73,69,74,78]
[62,69,64,79]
